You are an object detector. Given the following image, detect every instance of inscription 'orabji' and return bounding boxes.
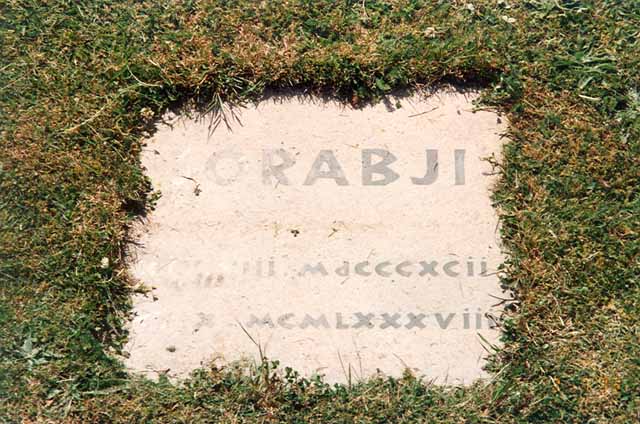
[206,148,467,186]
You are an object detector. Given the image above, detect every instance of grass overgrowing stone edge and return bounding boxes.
[1,1,639,422]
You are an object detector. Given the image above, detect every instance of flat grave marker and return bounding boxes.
[125,90,506,384]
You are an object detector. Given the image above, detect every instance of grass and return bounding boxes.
[1,0,639,422]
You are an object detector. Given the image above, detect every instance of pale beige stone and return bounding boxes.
[124,90,506,384]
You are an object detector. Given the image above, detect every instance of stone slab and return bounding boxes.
[124,90,506,384]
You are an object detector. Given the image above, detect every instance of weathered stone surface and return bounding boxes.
[125,90,506,384]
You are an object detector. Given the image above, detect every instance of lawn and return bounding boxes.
[1,0,639,422]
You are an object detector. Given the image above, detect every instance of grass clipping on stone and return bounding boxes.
[1,1,639,422]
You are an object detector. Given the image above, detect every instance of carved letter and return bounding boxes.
[303,150,349,186]
[362,149,399,186]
